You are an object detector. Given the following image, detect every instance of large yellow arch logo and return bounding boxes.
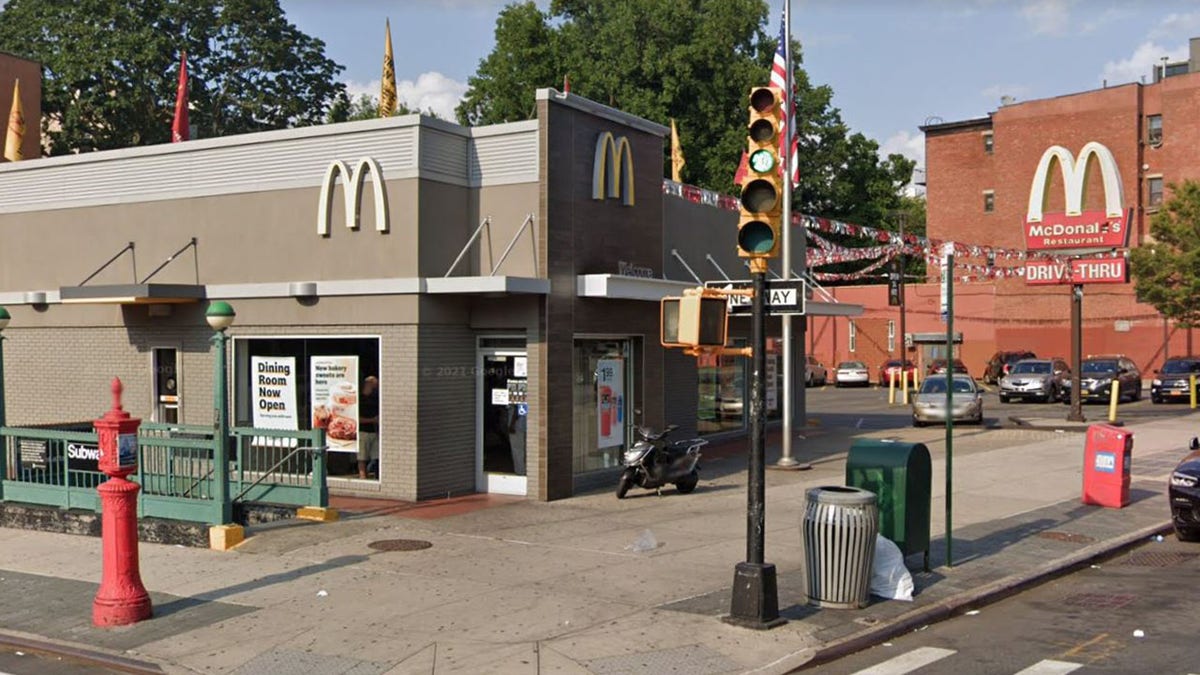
[317,157,390,236]
[592,132,635,206]
[1023,142,1129,250]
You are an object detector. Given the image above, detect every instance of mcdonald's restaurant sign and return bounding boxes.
[317,157,390,236]
[592,131,635,206]
[1023,142,1131,251]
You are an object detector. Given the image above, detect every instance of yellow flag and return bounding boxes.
[379,19,397,118]
[670,118,685,182]
[4,79,24,162]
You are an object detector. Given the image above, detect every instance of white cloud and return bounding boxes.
[1101,40,1190,86]
[343,71,468,121]
[1020,0,1074,36]
[1149,11,1200,40]
[880,129,925,168]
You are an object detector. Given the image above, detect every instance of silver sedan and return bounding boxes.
[912,374,983,426]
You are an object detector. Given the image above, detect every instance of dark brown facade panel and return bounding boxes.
[415,323,477,500]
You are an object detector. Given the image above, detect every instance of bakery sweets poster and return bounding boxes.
[310,356,360,453]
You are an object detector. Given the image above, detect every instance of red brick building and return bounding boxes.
[808,40,1200,379]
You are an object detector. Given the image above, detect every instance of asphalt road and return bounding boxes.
[0,646,124,674]
[815,535,1200,674]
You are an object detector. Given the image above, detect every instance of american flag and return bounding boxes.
[769,17,799,185]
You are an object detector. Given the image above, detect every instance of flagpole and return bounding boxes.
[774,0,808,471]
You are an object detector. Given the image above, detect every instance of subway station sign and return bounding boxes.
[1024,256,1128,285]
[1023,142,1131,251]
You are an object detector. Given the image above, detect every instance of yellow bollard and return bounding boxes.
[901,369,910,405]
[912,366,920,389]
[1191,374,1197,410]
[888,369,896,404]
[1108,379,1120,423]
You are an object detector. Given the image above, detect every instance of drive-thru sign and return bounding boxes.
[704,279,806,316]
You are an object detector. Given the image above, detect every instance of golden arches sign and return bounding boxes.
[592,132,635,206]
[1022,141,1130,251]
[317,157,390,236]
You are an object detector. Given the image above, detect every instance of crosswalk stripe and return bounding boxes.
[1013,660,1084,675]
[850,647,956,675]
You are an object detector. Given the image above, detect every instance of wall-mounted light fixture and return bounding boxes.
[288,282,318,298]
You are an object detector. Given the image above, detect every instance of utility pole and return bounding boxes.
[1068,284,1085,422]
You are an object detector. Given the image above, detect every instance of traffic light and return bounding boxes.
[661,294,728,348]
[737,87,784,261]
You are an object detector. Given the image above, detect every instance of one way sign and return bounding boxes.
[703,279,806,316]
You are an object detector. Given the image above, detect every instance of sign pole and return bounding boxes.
[726,266,784,629]
[1068,284,1085,422]
[943,244,954,568]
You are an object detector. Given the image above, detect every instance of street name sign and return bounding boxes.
[703,279,806,316]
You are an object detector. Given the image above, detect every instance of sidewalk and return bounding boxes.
[0,411,1196,674]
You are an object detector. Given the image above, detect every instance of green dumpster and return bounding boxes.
[845,438,931,571]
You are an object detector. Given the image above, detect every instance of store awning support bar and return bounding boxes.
[670,249,702,284]
[139,237,198,284]
[445,217,492,277]
[490,214,536,277]
[78,242,136,286]
[705,254,731,281]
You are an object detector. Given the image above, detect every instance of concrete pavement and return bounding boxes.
[1,410,1197,674]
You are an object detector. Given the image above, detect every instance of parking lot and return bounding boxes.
[805,378,1197,431]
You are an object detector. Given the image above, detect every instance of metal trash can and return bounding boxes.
[801,485,879,609]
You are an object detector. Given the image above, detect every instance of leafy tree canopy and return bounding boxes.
[1129,180,1200,327]
[457,0,915,228]
[0,0,345,154]
[325,92,431,124]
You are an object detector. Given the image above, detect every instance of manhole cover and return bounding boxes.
[1036,531,1096,544]
[1118,551,1199,568]
[1062,592,1136,610]
[368,539,432,552]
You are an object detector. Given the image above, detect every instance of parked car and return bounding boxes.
[878,359,918,387]
[1169,436,1200,541]
[1059,355,1142,403]
[926,358,970,378]
[1151,356,1200,404]
[834,361,871,387]
[983,350,1037,385]
[998,358,1070,403]
[805,355,828,387]
[911,374,984,426]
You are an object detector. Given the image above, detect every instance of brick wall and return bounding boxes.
[415,323,476,500]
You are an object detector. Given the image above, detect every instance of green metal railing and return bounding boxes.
[0,423,328,525]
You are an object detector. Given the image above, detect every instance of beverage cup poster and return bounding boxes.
[251,356,298,430]
[311,356,360,453]
[596,358,624,448]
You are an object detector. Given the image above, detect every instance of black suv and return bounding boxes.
[983,350,1036,384]
[1151,356,1200,404]
[1060,356,1143,403]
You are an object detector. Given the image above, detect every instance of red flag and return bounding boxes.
[172,52,189,142]
[733,151,749,187]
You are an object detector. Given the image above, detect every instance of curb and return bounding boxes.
[0,630,165,674]
[792,520,1174,671]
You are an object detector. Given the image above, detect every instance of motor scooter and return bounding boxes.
[615,424,706,498]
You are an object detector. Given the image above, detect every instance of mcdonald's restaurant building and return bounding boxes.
[0,88,830,503]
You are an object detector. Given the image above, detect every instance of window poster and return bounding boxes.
[311,356,360,454]
[596,358,624,448]
[251,356,299,430]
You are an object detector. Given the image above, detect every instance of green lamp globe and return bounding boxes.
[205,301,236,331]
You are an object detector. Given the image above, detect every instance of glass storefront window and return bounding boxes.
[234,336,381,480]
[572,339,632,474]
[697,339,747,434]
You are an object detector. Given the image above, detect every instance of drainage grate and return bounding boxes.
[1036,531,1096,544]
[1118,550,1199,568]
[367,539,432,552]
[1062,592,1137,610]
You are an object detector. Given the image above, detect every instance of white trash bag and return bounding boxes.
[869,534,914,601]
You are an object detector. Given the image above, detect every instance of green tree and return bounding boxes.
[457,0,916,226]
[1129,180,1200,327]
[0,0,345,154]
[326,91,435,124]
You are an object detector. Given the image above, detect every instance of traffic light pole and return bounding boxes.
[725,266,784,630]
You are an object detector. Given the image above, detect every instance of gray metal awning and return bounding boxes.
[577,274,696,301]
[58,283,206,305]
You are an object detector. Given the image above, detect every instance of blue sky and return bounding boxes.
[281,0,1200,170]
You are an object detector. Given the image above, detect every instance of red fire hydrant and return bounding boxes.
[92,377,153,626]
